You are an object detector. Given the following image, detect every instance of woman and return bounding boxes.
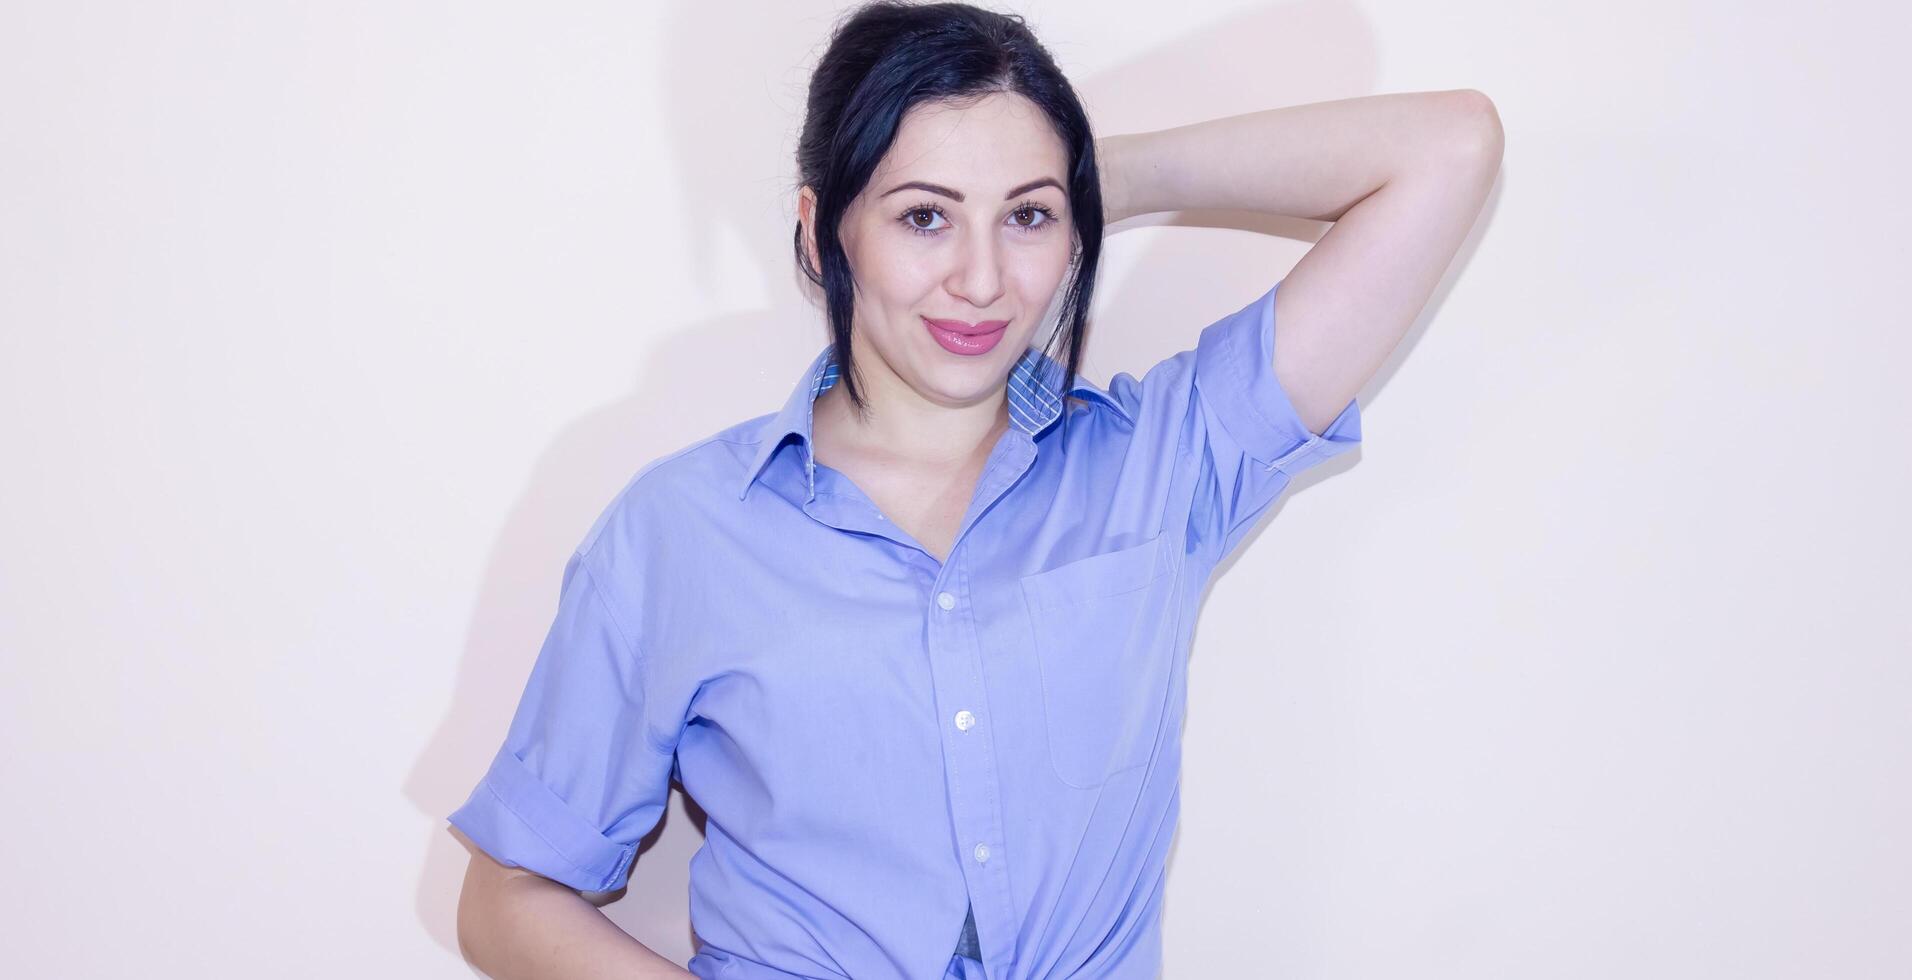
[448,2,1501,978]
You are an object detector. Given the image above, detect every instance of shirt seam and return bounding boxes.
[572,556,676,757]
[1218,297,1312,465]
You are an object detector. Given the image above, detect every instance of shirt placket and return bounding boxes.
[924,436,1034,980]
[803,426,1037,979]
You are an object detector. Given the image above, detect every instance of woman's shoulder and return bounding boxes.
[573,422,760,559]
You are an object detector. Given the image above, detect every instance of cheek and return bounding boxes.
[847,254,942,333]
[875,251,945,300]
[843,227,917,292]
[1008,242,1074,293]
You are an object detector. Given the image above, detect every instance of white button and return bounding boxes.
[937,591,956,610]
[954,710,975,731]
[973,843,990,863]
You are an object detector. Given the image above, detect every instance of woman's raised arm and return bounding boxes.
[1097,90,1504,434]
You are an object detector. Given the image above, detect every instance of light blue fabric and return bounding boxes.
[448,278,1361,979]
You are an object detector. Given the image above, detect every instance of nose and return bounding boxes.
[946,224,1005,310]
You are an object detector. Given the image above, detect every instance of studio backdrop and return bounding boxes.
[0,2,1905,978]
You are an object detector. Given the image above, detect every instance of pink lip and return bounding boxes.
[923,316,1009,356]
[923,317,1011,335]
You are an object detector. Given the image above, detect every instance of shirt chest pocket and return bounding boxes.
[1019,534,1180,789]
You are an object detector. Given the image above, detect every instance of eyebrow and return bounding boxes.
[879,177,1065,202]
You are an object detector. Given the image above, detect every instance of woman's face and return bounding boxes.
[800,91,1076,419]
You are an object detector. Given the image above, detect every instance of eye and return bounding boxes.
[1008,200,1060,231]
[899,202,949,236]
[896,199,1064,238]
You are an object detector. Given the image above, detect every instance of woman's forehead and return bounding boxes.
[878,94,1068,189]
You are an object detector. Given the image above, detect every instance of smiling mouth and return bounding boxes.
[922,316,1011,335]
[923,316,1009,355]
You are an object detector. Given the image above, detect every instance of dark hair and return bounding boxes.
[793,0,1104,428]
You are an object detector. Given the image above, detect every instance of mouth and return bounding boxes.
[923,316,1009,356]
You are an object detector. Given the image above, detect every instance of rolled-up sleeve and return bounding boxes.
[447,550,678,893]
[1193,278,1362,476]
[1108,278,1362,568]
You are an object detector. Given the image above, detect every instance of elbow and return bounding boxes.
[1449,89,1504,164]
[455,879,490,969]
[456,868,523,972]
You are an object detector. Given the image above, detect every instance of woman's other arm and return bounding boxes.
[453,827,695,980]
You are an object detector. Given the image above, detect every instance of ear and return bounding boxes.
[798,185,822,274]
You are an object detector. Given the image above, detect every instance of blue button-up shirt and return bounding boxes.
[448,278,1361,980]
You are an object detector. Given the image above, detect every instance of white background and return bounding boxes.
[2,1,1906,977]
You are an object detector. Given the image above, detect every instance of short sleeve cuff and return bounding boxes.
[1194,280,1362,475]
[447,746,639,893]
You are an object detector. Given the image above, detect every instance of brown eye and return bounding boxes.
[899,203,948,236]
[1009,202,1058,232]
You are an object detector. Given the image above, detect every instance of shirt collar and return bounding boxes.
[735,342,1128,501]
